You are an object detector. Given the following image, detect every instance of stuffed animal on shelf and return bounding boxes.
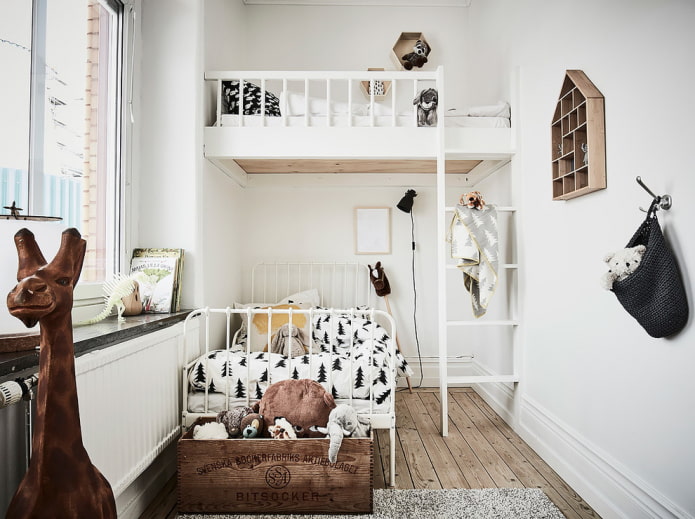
[459,191,486,210]
[601,244,647,290]
[193,421,228,440]
[401,39,430,70]
[311,404,371,463]
[216,406,253,438]
[267,323,308,358]
[255,379,335,438]
[268,417,297,439]
[240,413,265,438]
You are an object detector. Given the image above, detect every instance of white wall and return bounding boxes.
[242,4,474,110]
[138,0,204,309]
[201,0,248,312]
[464,1,695,518]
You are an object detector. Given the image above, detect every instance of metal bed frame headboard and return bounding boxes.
[250,261,372,308]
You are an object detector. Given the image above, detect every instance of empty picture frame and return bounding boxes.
[355,207,391,254]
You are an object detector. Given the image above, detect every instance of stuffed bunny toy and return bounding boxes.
[311,404,371,463]
[269,323,308,358]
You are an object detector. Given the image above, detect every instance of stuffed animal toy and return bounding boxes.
[216,406,253,438]
[414,88,438,127]
[254,379,335,438]
[368,261,391,297]
[268,417,297,439]
[267,323,308,358]
[601,244,647,290]
[459,191,486,210]
[240,413,265,438]
[193,421,228,440]
[311,404,371,463]
[401,39,430,70]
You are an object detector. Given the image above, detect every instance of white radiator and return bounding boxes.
[74,322,185,497]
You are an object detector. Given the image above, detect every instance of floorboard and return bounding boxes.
[139,388,600,518]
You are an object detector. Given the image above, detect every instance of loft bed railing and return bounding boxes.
[205,68,443,129]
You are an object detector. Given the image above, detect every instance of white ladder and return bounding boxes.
[434,67,519,435]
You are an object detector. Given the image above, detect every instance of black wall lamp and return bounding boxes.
[395,188,423,387]
[397,189,417,214]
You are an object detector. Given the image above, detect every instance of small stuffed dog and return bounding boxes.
[459,191,486,210]
[414,88,438,127]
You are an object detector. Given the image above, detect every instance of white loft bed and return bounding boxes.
[202,68,520,439]
[203,67,515,185]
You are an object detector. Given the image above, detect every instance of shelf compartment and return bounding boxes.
[561,92,573,116]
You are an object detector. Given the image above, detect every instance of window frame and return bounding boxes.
[22,0,128,312]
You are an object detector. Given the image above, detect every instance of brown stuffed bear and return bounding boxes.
[255,379,335,438]
[240,413,265,438]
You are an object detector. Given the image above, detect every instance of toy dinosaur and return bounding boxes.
[76,272,149,325]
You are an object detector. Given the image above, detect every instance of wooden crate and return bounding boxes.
[177,418,373,514]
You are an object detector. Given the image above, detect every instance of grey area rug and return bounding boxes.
[178,488,566,519]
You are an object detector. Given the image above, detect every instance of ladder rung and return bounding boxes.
[446,320,518,326]
[447,263,518,270]
[445,206,517,212]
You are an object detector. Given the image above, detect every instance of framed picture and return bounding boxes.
[354,207,391,255]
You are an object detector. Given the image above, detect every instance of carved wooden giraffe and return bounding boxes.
[6,228,116,519]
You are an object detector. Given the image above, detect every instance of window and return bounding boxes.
[1,0,124,285]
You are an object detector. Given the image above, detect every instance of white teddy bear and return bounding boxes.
[601,244,646,290]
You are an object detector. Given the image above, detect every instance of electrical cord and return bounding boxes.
[410,210,424,388]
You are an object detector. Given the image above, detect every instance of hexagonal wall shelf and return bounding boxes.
[392,32,431,70]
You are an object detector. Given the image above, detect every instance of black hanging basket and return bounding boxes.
[612,200,688,338]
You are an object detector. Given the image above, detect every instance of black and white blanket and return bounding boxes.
[188,312,413,403]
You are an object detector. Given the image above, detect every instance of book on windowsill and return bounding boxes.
[129,248,184,313]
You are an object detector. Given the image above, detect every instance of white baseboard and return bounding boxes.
[116,444,177,519]
[468,363,689,519]
[399,355,473,389]
[517,396,691,519]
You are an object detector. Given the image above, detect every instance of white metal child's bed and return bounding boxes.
[181,262,412,487]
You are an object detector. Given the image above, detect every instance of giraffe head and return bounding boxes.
[6,228,86,328]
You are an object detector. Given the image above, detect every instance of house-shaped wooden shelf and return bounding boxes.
[551,70,606,200]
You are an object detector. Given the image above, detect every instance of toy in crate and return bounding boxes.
[177,379,374,514]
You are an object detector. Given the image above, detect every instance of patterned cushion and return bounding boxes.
[222,80,281,116]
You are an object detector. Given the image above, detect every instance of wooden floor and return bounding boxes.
[140,388,600,518]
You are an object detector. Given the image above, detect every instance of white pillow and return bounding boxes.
[278,288,320,306]
[462,101,510,118]
[280,91,368,117]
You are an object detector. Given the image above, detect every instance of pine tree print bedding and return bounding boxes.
[188,312,413,404]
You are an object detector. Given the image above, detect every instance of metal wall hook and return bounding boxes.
[637,176,672,212]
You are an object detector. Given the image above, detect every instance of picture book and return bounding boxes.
[130,248,184,313]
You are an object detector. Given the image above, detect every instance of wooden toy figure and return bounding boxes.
[5,228,116,519]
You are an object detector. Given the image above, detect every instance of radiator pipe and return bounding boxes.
[0,374,38,409]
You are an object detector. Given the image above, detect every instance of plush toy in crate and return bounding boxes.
[311,404,371,463]
[255,379,335,438]
[601,244,646,290]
